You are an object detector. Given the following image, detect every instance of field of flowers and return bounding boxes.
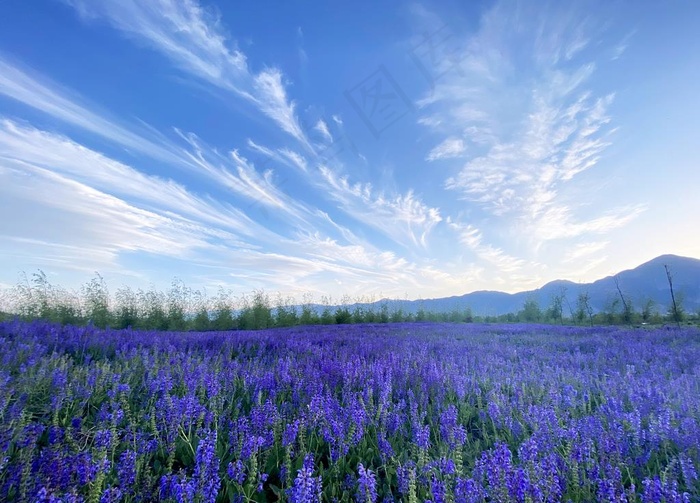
[0,320,698,502]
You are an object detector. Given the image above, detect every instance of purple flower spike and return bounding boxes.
[288,454,323,503]
[356,463,377,503]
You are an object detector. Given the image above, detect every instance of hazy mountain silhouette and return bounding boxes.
[358,254,700,316]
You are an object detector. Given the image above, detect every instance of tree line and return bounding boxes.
[495,287,688,327]
[0,270,693,331]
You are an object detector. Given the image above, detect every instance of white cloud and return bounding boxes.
[292,232,408,274]
[245,139,277,159]
[0,162,216,260]
[1,118,454,295]
[426,137,466,161]
[65,0,309,147]
[0,56,187,166]
[252,69,308,147]
[418,0,638,248]
[448,221,526,273]
[564,241,609,262]
[246,139,308,173]
[319,166,442,248]
[443,87,615,220]
[278,149,308,172]
[176,130,299,216]
[0,119,276,240]
[0,119,460,297]
[1,0,655,299]
[314,119,333,141]
[59,0,458,269]
[610,31,635,61]
[65,0,248,83]
[529,204,646,241]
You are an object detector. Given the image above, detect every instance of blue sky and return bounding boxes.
[0,0,699,300]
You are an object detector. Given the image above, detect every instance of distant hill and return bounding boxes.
[341,254,700,316]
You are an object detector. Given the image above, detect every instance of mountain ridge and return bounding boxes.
[345,254,700,316]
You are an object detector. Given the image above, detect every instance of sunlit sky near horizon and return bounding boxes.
[1,0,699,300]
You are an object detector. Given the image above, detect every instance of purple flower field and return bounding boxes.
[0,320,698,502]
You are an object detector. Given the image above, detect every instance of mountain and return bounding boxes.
[355,255,700,316]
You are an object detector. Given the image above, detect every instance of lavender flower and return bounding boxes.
[194,431,221,503]
[440,405,466,448]
[377,433,394,461]
[430,475,446,503]
[283,419,300,447]
[356,464,377,503]
[94,429,112,449]
[100,487,123,503]
[678,454,698,485]
[455,477,485,503]
[414,423,430,451]
[117,449,137,489]
[34,486,63,503]
[3,320,700,503]
[288,454,322,503]
[161,472,196,503]
[396,462,416,496]
[257,472,269,492]
[228,460,246,485]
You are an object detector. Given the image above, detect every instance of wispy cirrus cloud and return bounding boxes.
[528,204,646,242]
[0,162,217,261]
[2,0,672,299]
[426,137,465,161]
[291,232,409,277]
[0,61,340,244]
[63,0,248,85]
[314,119,333,142]
[174,130,338,238]
[441,71,616,221]
[0,118,268,240]
[0,56,188,166]
[319,166,442,248]
[0,118,453,296]
[252,68,308,146]
[246,126,445,251]
[563,240,609,263]
[0,161,417,294]
[63,0,447,259]
[417,0,642,249]
[177,130,290,212]
[1,41,404,276]
[446,219,527,273]
[246,139,308,173]
[0,55,309,229]
[278,148,308,172]
[610,31,635,61]
[64,0,310,147]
